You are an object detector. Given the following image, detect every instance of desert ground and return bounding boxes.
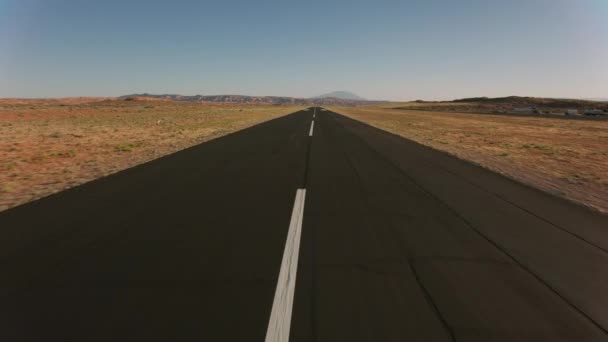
[0,98,302,211]
[3,98,607,214]
[330,104,608,213]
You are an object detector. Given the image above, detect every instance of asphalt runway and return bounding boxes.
[0,108,607,341]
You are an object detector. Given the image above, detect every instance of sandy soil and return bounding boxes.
[330,105,608,213]
[0,99,302,211]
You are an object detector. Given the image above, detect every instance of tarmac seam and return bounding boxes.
[328,111,608,336]
[327,113,457,341]
[337,111,608,255]
[403,147,608,255]
[409,259,458,342]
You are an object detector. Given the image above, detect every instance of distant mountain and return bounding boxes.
[120,94,301,104]
[119,93,379,106]
[314,91,365,101]
[584,98,608,102]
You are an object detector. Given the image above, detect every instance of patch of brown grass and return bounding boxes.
[330,106,608,213]
[0,100,302,211]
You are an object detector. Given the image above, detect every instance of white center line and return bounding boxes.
[265,189,307,342]
[309,120,314,137]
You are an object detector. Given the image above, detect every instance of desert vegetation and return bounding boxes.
[0,99,302,211]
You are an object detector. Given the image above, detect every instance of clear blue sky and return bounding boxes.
[1,0,606,100]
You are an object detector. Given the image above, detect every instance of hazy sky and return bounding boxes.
[1,0,607,100]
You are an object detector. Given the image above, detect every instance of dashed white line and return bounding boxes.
[265,189,307,342]
[309,120,314,137]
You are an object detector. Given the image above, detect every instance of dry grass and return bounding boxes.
[0,99,302,211]
[330,105,608,213]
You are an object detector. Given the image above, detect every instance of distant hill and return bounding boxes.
[400,96,608,115]
[450,96,606,109]
[315,91,365,101]
[119,93,379,106]
[0,97,113,105]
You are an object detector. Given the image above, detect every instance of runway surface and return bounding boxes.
[1,108,607,341]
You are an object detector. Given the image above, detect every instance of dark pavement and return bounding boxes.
[1,108,607,341]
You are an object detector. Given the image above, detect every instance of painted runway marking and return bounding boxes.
[309,121,314,136]
[265,189,306,342]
